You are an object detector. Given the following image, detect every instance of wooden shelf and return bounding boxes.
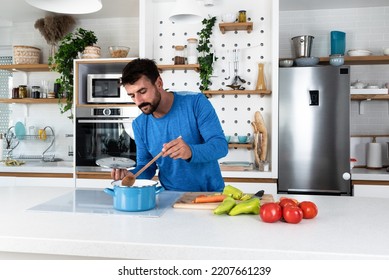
[319,55,389,65]
[228,143,253,150]
[158,64,200,72]
[0,64,50,72]
[203,89,271,97]
[76,103,138,108]
[0,98,64,104]
[351,94,389,100]
[219,22,253,34]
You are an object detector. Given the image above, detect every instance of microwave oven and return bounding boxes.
[87,74,131,104]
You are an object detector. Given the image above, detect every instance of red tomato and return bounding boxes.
[283,205,303,224]
[279,198,298,208]
[259,203,282,223]
[298,201,318,219]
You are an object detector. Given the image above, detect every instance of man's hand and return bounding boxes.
[162,137,192,160]
[111,168,129,181]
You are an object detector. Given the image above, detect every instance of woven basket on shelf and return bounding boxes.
[13,45,40,64]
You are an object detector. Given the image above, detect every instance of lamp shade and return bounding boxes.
[169,0,204,24]
[25,0,102,14]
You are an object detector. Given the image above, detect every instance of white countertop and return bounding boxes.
[1,185,389,260]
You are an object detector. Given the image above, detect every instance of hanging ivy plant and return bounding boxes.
[49,28,98,119]
[197,16,217,91]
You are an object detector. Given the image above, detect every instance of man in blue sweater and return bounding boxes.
[111,58,228,192]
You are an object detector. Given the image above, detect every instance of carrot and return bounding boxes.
[193,194,227,203]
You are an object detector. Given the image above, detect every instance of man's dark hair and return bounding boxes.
[121,58,160,85]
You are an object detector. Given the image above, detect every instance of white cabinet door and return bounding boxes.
[13,177,74,187]
[353,184,389,198]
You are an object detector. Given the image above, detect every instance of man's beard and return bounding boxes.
[139,102,157,115]
[138,86,161,115]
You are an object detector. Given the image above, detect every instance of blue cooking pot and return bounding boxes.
[104,179,163,212]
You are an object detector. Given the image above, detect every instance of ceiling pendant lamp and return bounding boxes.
[25,0,102,14]
[169,0,204,24]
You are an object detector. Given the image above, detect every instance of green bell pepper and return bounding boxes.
[213,197,236,215]
[222,184,243,200]
[228,197,260,216]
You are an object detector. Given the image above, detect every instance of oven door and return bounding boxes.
[76,118,136,167]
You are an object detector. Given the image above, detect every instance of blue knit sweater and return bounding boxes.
[131,91,228,192]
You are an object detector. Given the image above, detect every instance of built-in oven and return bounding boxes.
[75,106,140,170]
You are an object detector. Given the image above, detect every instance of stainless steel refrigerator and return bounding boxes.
[278,66,351,195]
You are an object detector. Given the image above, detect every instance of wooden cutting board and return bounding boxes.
[173,192,274,210]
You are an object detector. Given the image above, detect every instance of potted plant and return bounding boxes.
[49,27,98,118]
[197,16,217,91]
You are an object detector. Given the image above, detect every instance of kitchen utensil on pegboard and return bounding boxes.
[251,111,268,169]
[255,63,267,91]
[227,49,246,90]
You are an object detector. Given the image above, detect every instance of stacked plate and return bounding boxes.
[347,49,372,56]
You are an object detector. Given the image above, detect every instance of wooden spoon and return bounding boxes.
[121,136,182,187]
[121,151,163,187]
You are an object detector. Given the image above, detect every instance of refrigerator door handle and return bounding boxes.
[342,172,351,181]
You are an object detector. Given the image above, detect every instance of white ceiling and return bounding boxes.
[0,0,139,26]
[280,0,389,11]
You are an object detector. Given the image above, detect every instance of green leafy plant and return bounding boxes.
[49,28,98,118]
[197,16,217,91]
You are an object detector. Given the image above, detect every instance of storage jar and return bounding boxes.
[18,85,27,98]
[187,38,198,64]
[238,10,247,23]
[174,45,185,65]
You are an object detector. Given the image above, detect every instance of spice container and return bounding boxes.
[18,85,27,98]
[238,10,247,23]
[32,86,40,99]
[174,45,185,65]
[12,87,19,99]
[187,38,198,64]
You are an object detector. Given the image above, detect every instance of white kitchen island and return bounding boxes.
[0,185,389,260]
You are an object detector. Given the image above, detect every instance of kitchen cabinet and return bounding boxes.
[353,182,389,198]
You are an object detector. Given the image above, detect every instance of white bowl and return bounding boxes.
[222,13,237,23]
[279,59,294,67]
[329,54,344,66]
[295,57,319,67]
[383,48,389,56]
[109,46,130,58]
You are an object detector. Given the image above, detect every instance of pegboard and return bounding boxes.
[150,0,273,163]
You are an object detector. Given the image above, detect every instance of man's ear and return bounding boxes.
[156,76,163,89]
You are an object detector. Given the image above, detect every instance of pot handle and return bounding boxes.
[104,188,115,197]
[155,186,164,194]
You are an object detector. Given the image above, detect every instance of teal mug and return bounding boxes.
[330,31,346,55]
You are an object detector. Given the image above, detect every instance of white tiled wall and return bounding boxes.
[280,6,389,165]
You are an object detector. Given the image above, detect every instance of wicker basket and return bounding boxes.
[13,45,40,64]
